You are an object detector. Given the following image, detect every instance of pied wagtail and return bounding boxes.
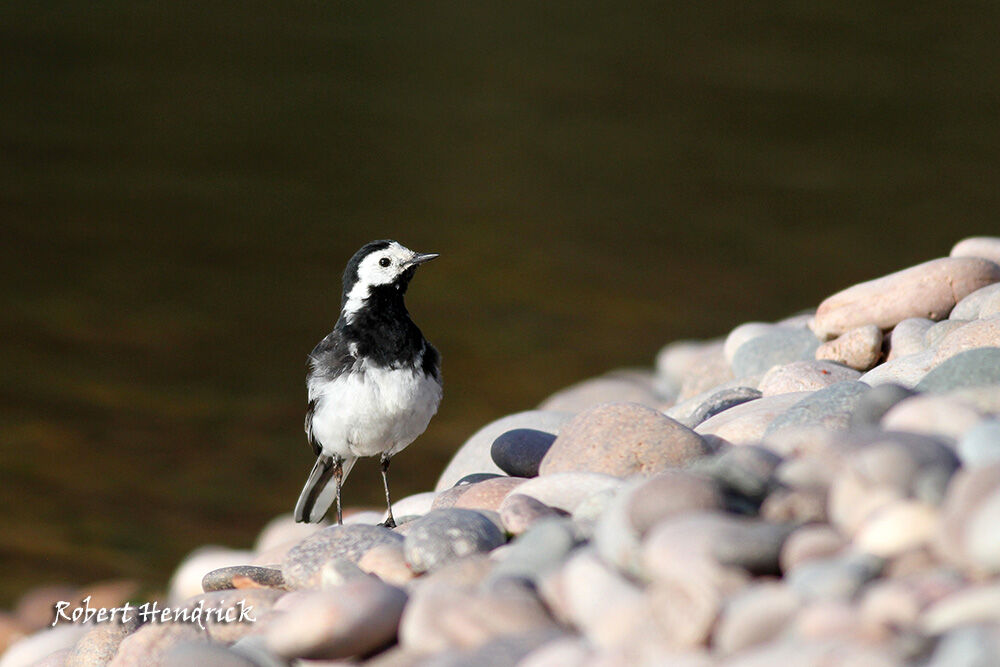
[294,240,442,527]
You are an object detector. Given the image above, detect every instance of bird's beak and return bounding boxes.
[407,252,439,267]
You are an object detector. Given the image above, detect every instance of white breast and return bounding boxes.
[309,362,442,459]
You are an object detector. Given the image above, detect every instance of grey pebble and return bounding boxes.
[489,518,580,585]
[849,383,917,429]
[958,419,1000,468]
[403,509,507,573]
[731,328,821,378]
[786,552,884,600]
[711,520,795,576]
[917,347,1000,393]
[490,429,557,478]
[764,381,871,437]
[690,445,782,510]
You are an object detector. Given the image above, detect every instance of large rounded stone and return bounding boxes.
[860,349,937,388]
[282,524,402,590]
[951,236,1000,264]
[452,477,527,513]
[265,578,407,660]
[202,565,286,593]
[731,328,821,378]
[627,471,724,535]
[815,324,883,370]
[403,509,506,573]
[917,347,1000,392]
[811,257,1000,339]
[849,383,917,428]
[712,583,800,656]
[758,360,861,396]
[880,394,984,441]
[539,402,709,477]
[490,429,556,478]
[435,411,572,491]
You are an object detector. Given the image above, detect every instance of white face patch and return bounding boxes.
[342,242,419,322]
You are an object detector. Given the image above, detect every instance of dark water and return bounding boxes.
[2,2,999,604]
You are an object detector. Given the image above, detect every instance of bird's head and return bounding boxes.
[340,240,438,320]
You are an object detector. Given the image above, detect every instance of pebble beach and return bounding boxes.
[5,235,1000,666]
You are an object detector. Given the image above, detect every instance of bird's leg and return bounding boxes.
[380,453,396,528]
[333,457,344,525]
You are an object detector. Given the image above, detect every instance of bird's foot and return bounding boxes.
[380,516,397,529]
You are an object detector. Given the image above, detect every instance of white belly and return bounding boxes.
[309,364,442,459]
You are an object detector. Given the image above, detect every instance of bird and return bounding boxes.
[294,239,442,528]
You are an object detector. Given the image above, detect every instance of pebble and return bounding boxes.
[951,235,1000,264]
[933,463,1000,570]
[924,318,969,348]
[920,582,1000,634]
[538,370,663,412]
[814,324,883,370]
[859,348,936,387]
[319,557,368,587]
[887,317,934,360]
[182,588,282,643]
[810,256,1000,339]
[627,471,725,535]
[497,494,566,535]
[2,627,89,667]
[539,402,709,477]
[680,386,763,429]
[504,471,622,514]
[489,518,579,585]
[490,429,556,478]
[399,578,557,654]
[785,552,884,600]
[690,445,782,509]
[679,343,735,400]
[917,347,1000,392]
[758,360,861,396]
[108,622,205,667]
[724,322,778,364]
[695,392,810,444]
[66,616,139,667]
[759,487,827,524]
[201,565,286,593]
[779,524,847,572]
[932,317,1000,363]
[951,282,1000,320]
[402,509,506,573]
[265,578,407,660]
[731,328,821,378]
[556,549,653,648]
[167,547,256,605]
[764,381,871,437]
[849,382,917,428]
[957,419,1000,467]
[712,583,800,655]
[357,542,413,586]
[854,500,940,558]
[964,486,1000,574]
[880,394,984,441]
[435,410,572,491]
[282,524,403,589]
[451,477,527,513]
[926,625,1000,667]
[655,339,723,397]
[162,642,261,667]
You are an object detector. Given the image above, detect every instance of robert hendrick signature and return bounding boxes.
[52,595,255,631]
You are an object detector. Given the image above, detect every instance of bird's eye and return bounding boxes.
[379,257,391,268]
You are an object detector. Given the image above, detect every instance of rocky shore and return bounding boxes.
[4,236,1000,666]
